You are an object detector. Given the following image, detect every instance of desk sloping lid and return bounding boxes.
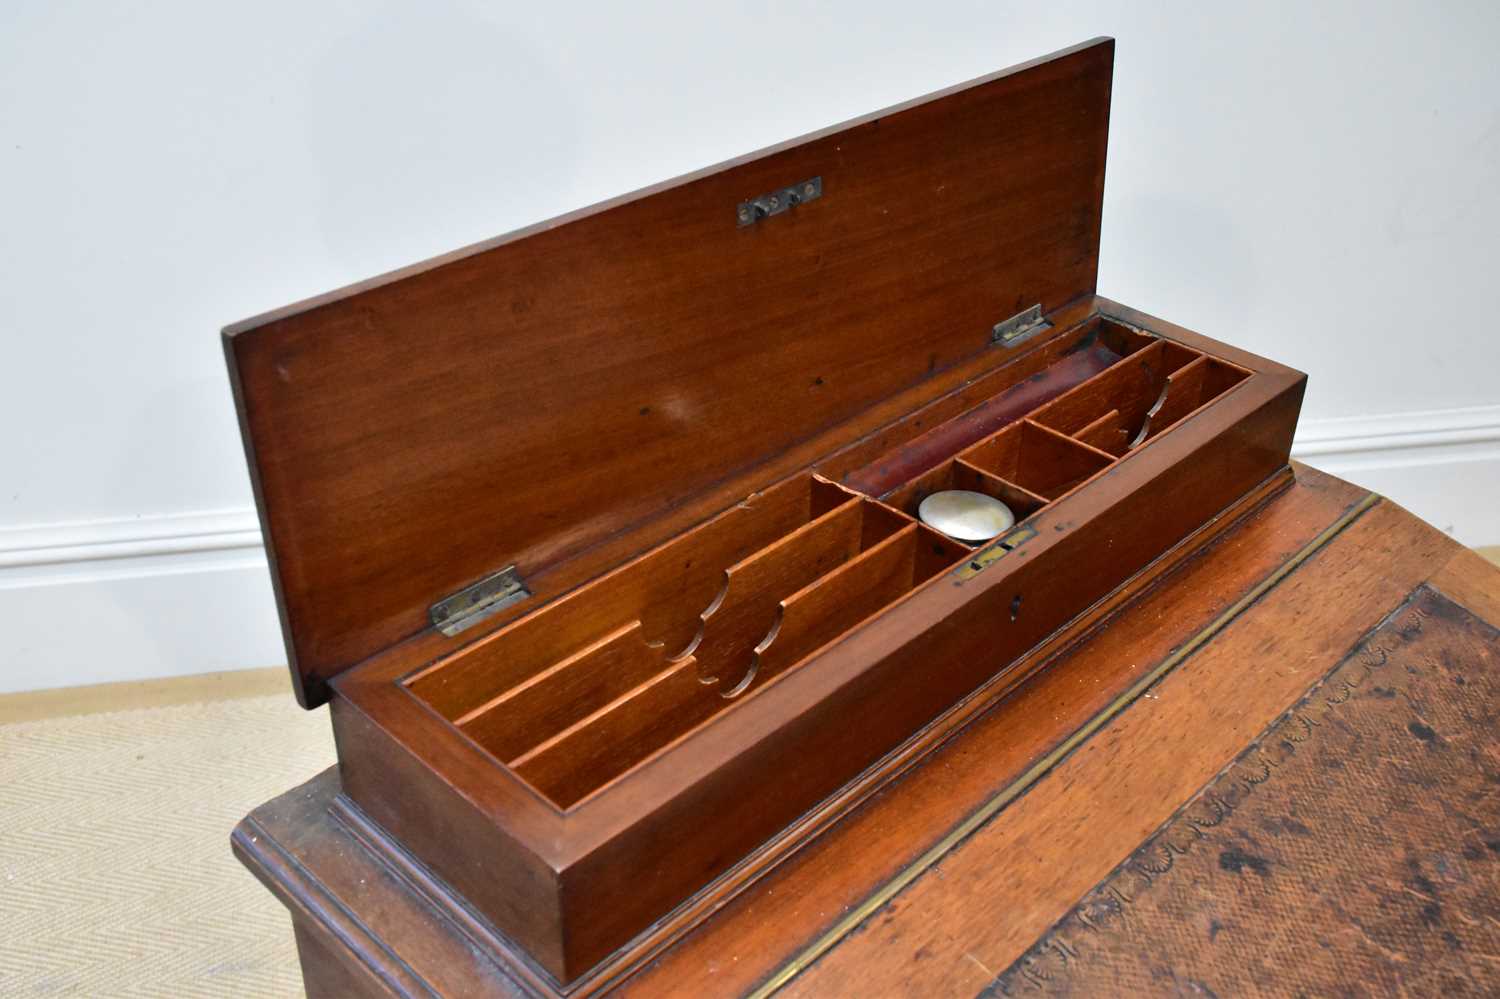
[226,38,1114,707]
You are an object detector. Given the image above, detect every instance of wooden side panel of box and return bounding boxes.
[329,696,568,983]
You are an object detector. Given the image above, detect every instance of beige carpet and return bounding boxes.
[0,672,334,997]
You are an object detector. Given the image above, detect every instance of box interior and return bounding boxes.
[403,316,1251,809]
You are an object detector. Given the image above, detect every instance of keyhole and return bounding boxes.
[1010,594,1023,622]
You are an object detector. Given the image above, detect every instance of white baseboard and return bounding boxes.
[2,405,1497,696]
[1292,404,1500,546]
[0,513,280,696]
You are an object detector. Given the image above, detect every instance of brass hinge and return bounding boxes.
[430,565,531,637]
[990,304,1052,348]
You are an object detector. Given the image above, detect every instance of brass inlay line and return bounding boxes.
[749,490,1382,998]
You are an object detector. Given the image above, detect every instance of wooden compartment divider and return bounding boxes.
[881,458,1048,528]
[404,325,1263,817]
[840,317,1156,497]
[505,518,974,809]
[1140,357,1251,444]
[1072,407,1126,451]
[744,524,966,693]
[959,421,1113,500]
[691,500,905,685]
[874,335,1251,554]
[1028,339,1201,453]
[407,474,854,718]
[741,526,917,694]
[1134,355,1208,446]
[460,495,920,794]
[457,620,666,762]
[1200,356,1254,398]
[509,655,711,809]
[957,462,1051,516]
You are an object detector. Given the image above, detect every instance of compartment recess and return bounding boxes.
[403,320,1258,810]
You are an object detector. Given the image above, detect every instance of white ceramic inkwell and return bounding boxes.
[917,490,1016,544]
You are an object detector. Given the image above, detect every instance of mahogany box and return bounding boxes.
[224,38,1304,993]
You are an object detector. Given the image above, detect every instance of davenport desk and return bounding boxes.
[234,464,1500,996]
[222,38,1500,999]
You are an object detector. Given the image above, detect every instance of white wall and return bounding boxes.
[2,1,1497,694]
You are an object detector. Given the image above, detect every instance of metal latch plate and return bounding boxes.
[955,523,1039,580]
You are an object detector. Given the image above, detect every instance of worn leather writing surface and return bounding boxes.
[990,585,1500,997]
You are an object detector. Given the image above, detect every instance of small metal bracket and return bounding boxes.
[737,176,821,227]
[430,565,531,637]
[990,304,1052,348]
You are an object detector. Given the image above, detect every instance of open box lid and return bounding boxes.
[225,38,1114,708]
